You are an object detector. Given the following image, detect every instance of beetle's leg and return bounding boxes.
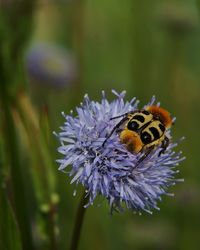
[110,110,138,120]
[134,146,154,167]
[158,136,169,156]
[102,116,129,147]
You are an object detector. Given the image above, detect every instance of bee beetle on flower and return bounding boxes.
[103,105,173,165]
[55,90,185,214]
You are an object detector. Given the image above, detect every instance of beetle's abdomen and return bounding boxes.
[120,129,143,153]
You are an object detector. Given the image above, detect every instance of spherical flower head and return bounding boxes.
[55,90,185,214]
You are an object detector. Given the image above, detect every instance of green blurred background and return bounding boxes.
[0,0,200,249]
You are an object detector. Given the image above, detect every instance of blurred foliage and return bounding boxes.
[0,0,200,249]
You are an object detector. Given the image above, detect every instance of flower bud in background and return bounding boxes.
[55,90,185,214]
[25,43,77,89]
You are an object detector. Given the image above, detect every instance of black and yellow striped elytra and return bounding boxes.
[126,110,153,133]
[127,115,166,146]
[103,106,172,159]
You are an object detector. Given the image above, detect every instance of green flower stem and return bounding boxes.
[0,184,22,250]
[15,93,58,249]
[0,2,37,247]
[70,191,88,250]
[0,84,34,250]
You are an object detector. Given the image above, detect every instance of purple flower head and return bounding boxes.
[55,90,185,214]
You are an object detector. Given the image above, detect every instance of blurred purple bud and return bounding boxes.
[26,43,77,88]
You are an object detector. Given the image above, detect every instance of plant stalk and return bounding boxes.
[69,191,88,250]
[0,84,34,250]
